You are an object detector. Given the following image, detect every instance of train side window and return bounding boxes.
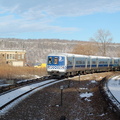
[48,57,52,64]
[83,61,85,64]
[76,61,80,64]
[92,61,96,64]
[54,57,58,64]
[67,60,72,65]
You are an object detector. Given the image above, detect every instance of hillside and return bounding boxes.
[0,38,119,65]
[0,39,79,65]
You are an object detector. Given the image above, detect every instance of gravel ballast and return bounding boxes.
[0,72,119,120]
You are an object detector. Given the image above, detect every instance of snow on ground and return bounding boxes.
[0,80,55,107]
[107,76,120,102]
[80,92,93,101]
[91,80,97,83]
[0,79,66,115]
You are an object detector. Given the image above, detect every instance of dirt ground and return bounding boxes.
[0,72,119,120]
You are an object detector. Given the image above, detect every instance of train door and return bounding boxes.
[90,57,92,69]
[96,57,98,68]
[117,59,120,66]
[112,58,114,66]
[85,57,87,68]
[87,57,91,68]
[67,56,73,70]
[73,56,75,70]
[108,58,110,67]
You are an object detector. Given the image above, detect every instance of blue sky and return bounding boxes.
[0,0,120,43]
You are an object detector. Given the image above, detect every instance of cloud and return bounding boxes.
[0,0,120,37]
[1,0,120,15]
[0,13,78,35]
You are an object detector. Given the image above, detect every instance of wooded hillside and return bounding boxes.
[0,38,119,65]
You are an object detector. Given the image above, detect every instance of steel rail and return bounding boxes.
[0,79,65,112]
[0,75,51,94]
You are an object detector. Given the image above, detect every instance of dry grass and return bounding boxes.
[0,65,47,80]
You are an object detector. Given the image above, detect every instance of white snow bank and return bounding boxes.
[108,76,120,102]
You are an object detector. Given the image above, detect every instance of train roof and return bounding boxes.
[112,57,120,59]
[48,53,69,56]
[47,53,120,59]
[89,55,111,59]
[48,53,88,57]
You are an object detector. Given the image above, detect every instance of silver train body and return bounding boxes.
[47,53,120,77]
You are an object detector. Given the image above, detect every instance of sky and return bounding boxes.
[0,0,120,43]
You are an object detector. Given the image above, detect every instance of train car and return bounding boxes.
[89,56,98,72]
[47,53,89,77]
[46,53,120,77]
[94,56,111,72]
[112,57,120,70]
[97,56,111,71]
[74,54,90,74]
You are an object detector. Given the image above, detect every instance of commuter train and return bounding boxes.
[47,53,120,77]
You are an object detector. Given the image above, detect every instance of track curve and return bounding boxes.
[0,78,66,115]
[99,75,120,118]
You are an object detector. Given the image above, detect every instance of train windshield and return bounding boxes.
[48,56,65,65]
[48,56,59,64]
[54,57,58,64]
[48,57,52,64]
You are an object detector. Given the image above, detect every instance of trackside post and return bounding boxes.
[79,74,80,85]
[60,85,64,106]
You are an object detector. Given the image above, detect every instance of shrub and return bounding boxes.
[0,65,47,80]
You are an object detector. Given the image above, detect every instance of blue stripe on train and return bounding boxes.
[67,66,73,69]
[75,65,86,67]
[67,64,112,69]
[91,65,97,67]
[98,64,108,67]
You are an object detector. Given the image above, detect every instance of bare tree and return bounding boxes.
[90,29,112,56]
[72,42,98,55]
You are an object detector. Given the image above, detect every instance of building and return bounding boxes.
[0,50,26,66]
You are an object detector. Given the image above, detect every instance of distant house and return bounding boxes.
[0,50,26,66]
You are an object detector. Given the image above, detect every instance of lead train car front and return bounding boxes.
[47,53,68,77]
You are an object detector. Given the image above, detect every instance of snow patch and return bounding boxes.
[80,92,93,101]
[91,80,97,83]
[99,113,105,116]
[80,92,93,98]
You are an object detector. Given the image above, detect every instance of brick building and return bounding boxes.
[0,50,26,66]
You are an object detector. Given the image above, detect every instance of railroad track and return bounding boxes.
[99,75,120,118]
[0,78,66,115]
[1,72,120,118]
[0,76,50,94]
